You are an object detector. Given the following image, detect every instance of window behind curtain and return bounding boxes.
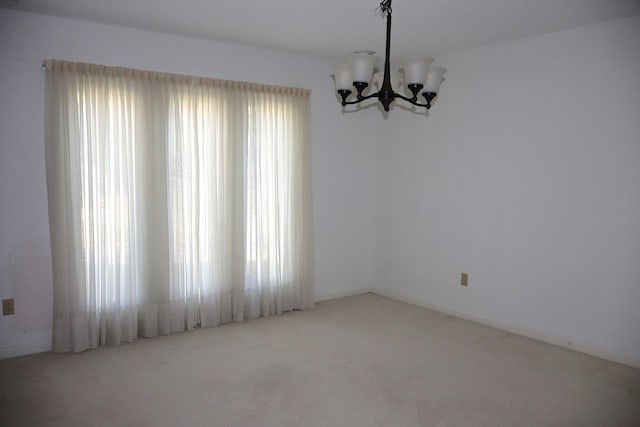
[76,72,142,319]
[45,60,314,353]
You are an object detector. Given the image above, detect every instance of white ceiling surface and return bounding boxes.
[3,0,640,61]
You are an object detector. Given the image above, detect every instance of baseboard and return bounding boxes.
[372,289,640,370]
[315,288,373,302]
[5,291,637,369]
[0,341,52,360]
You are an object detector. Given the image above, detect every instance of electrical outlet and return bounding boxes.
[3,298,15,315]
[461,273,468,287]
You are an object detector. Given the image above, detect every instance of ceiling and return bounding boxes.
[3,0,640,61]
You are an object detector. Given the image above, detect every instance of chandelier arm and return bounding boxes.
[341,91,382,106]
[403,99,432,109]
[342,91,435,110]
[394,93,418,103]
[394,93,435,109]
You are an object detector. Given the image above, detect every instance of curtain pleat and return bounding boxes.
[45,60,313,353]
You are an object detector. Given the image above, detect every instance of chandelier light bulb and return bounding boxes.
[333,64,353,91]
[349,51,379,84]
[402,57,434,86]
[425,67,447,93]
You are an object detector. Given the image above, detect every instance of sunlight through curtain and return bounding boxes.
[45,60,313,353]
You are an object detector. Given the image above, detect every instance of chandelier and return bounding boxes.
[332,0,446,112]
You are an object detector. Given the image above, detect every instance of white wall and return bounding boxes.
[0,9,378,358]
[374,15,640,367]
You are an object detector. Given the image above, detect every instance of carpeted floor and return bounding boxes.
[1,293,639,426]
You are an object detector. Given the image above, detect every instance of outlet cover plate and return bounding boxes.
[461,273,469,287]
[3,298,15,315]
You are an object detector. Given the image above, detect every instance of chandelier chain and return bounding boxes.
[379,0,392,16]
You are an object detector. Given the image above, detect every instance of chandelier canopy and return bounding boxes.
[332,0,446,113]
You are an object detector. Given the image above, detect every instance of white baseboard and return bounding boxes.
[5,291,637,369]
[372,289,640,370]
[0,341,51,360]
[315,288,373,302]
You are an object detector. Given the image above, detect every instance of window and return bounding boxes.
[45,60,313,353]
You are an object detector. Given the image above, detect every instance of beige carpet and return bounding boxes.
[1,293,639,426]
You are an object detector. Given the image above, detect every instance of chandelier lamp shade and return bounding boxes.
[332,0,447,112]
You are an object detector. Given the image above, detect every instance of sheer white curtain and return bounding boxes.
[244,90,314,318]
[45,60,313,353]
